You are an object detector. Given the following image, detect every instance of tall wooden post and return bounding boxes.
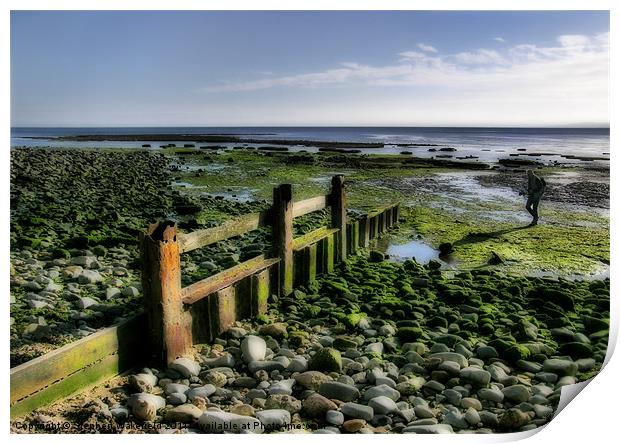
[140,221,193,366]
[273,184,293,295]
[331,175,347,262]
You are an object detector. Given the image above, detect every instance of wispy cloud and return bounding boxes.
[198,31,609,118]
[417,43,438,53]
[493,36,506,43]
[454,49,506,65]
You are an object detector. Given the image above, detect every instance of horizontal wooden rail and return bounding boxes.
[366,203,398,218]
[292,195,329,218]
[181,255,280,305]
[178,211,270,253]
[292,226,339,252]
[10,314,145,417]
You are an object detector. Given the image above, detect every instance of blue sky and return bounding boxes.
[11,11,609,126]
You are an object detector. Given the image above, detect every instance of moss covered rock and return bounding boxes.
[397,327,424,342]
[558,342,594,359]
[309,347,342,373]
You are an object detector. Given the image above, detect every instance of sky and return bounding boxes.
[10,11,610,127]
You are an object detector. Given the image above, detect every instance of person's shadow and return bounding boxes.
[453,225,531,247]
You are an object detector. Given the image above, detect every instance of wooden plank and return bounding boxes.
[181,255,279,305]
[393,205,400,224]
[378,212,385,234]
[11,353,124,418]
[235,276,252,321]
[209,286,236,336]
[385,207,393,229]
[307,244,318,283]
[292,227,339,251]
[178,211,269,253]
[140,221,192,366]
[359,215,370,248]
[330,175,347,262]
[273,184,294,295]
[251,269,270,316]
[324,232,335,273]
[292,195,329,218]
[347,220,360,254]
[10,314,144,404]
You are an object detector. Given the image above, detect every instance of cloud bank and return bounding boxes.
[195,33,608,126]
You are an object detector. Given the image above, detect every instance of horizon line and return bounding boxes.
[11,124,611,129]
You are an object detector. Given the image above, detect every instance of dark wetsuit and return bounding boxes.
[526,173,546,225]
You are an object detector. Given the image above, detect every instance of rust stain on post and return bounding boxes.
[140,221,193,366]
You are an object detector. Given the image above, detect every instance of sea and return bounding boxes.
[10,127,610,166]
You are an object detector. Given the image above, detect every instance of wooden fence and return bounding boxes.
[10,175,399,417]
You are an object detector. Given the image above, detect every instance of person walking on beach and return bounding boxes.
[525,169,546,226]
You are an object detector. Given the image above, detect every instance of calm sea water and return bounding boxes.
[11,127,610,165]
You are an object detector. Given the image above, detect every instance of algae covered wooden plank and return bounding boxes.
[178,211,269,253]
[10,353,122,419]
[10,314,144,404]
[292,227,339,251]
[292,195,329,218]
[181,255,279,305]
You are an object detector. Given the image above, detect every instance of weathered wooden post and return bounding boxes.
[140,221,193,366]
[331,175,347,262]
[273,184,294,295]
[359,215,371,248]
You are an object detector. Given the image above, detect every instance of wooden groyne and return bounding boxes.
[10,175,399,417]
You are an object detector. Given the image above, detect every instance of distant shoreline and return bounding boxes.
[25,134,442,148]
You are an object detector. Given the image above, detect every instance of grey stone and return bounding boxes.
[77,270,103,284]
[294,371,332,391]
[203,353,235,368]
[442,389,462,406]
[431,352,468,368]
[443,411,468,429]
[188,385,216,401]
[234,376,257,388]
[478,387,504,403]
[368,396,399,415]
[170,357,201,378]
[127,393,166,411]
[164,383,190,395]
[241,335,267,363]
[318,381,360,402]
[167,393,187,405]
[461,397,482,410]
[403,424,454,434]
[326,410,344,426]
[476,346,498,359]
[364,384,400,401]
[341,402,374,421]
[414,404,435,419]
[459,367,491,386]
[77,297,98,309]
[269,379,295,396]
[542,359,578,377]
[375,376,397,388]
[248,360,285,373]
[255,409,291,428]
[122,286,140,297]
[502,385,530,403]
[105,287,122,300]
[303,393,337,418]
[164,404,203,422]
[464,407,481,426]
[287,356,308,373]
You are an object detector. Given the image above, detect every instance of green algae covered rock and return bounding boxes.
[309,347,343,373]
